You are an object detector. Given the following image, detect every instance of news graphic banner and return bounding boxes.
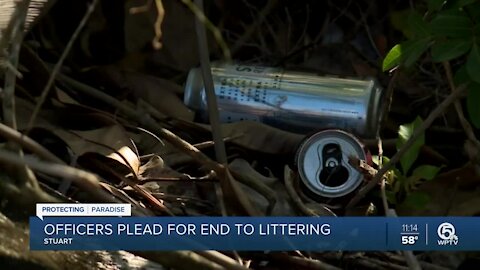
[31,204,480,251]
[36,203,131,220]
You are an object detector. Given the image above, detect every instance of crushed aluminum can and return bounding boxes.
[183,62,384,138]
[295,129,367,198]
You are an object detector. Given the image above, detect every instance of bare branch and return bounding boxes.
[347,85,467,209]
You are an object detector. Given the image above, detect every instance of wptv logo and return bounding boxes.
[437,222,458,246]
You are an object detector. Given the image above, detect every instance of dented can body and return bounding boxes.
[184,62,384,138]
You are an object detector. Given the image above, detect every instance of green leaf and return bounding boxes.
[391,10,415,39]
[412,165,442,180]
[449,0,478,8]
[383,44,402,71]
[467,44,480,83]
[382,39,431,71]
[405,175,421,193]
[393,168,403,179]
[465,2,480,24]
[431,39,472,62]
[428,0,446,11]
[455,65,480,128]
[402,39,432,67]
[454,64,470,85]
[385,171,395,185]
[408,11,431,38]
[393,179,402,193]
[401,192,430,210]
[385,190,397,204]
[475,24,480,37]
[467,82,480,128]
[372,155,391,166]
[430,9,473,38]
[396,117,425,174]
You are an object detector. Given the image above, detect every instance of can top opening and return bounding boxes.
[318,143,350,187]
[296,130,366,198]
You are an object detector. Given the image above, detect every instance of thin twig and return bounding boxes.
[284,165,318,216]
[377,138,389,214]
[0,148,152,217]
[194,0,228,218]
[373,252,449,270]
[129,0,153,14]
[378,137,422,270]
[271,253,341,270]
[26,0,99,131]
[195,251,251,270]
[152,0,165,49]
[231,0,277,55]
[380,70,399,132]
[133,251,228,270]
[356,2,382,59]
[2,0,29,128]
[284,165,336,216]
[347,85,467,209]
[140,136,239,161]
[57,73,261,216]
[91,159,174,216]
[0,122,65,164]
[386,209,422,270]
[141,172,216,183]
[151,192,215,208]
[229,159,277,215]
[1,0,45,195]
[442,61,480,150]
[348,156,378,181]
[180,0,231,61]
[355,256,409,270]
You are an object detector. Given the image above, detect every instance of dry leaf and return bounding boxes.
[52,125,140,175]
[138,155,185,179]
[185,120,305,155]
[397,164,480,216]
[229,158,278,186]
[100,182,144,208]
[87,65,195,121]
[15,97,56,131]
[55,87,81,105]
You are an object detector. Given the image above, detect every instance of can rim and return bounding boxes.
[183,67,204,111]
[368,79,384,138]
[296,129,367,198]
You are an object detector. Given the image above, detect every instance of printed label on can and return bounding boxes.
[215,76,280,107]
[225,64,281,76]
[219,111,260,123]
[188,62,382,137]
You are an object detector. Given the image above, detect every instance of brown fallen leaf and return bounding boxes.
[229,158,279,215]
[137,155,186,179]
[397,164,480,216]
[15,97,56,131]
[55,87,81,105]
[52,125,140,175]
[84,65,195,121]
[175,120,305,155]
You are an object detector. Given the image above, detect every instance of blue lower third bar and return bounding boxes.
[29,217,480,251]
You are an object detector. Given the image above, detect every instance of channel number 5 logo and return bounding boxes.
[437,222,458,246]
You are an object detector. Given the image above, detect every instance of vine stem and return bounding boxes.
[442,61,480,150]
[346,84,467,209]
[26,0,99,131]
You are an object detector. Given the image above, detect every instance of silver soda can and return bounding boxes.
[184,62,384,138]
[295,129,367,198]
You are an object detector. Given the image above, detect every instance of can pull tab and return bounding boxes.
[318,143,349,187]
